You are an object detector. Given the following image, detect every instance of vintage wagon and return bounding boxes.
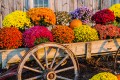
[0,38,120,80]
[1,0,120,80]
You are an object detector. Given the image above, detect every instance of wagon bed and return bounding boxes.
[0,38,120,80]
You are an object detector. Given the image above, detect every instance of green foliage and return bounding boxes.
[90,72,118,80]
[34,37,50,45]
[73,25,99,42]
[113,17,120,27]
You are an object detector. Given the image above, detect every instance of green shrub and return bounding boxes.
[73,25,99,42]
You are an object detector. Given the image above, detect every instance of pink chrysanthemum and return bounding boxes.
[23,26,53,47]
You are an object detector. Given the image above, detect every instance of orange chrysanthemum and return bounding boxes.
[0,27,22,49]
[27,7,56,26]
[51,25,75,43]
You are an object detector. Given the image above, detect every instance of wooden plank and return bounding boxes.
[8,0,14,13]
[54,0,58,12]
[14,0,17,10]
[66,0,69,12]
[74,0,77,10]
[20,0,24,10]
[0,48,29,69]
[108,0,112,7]
[63,42,86,56]
[62,0,69,12]
[92,0,99,13]
[58,0,62,11]
[28,0,34,9]
[84,0,89,7]
[77,0,84,7]
[16,0,20,10]
[91,39,120,54]
[23,0,27,11]
[49,0,55,11]
[69,0,74,12]
[16,0,23,10]
[1,0,9,19]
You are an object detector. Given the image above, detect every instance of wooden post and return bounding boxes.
[85,42,91,59]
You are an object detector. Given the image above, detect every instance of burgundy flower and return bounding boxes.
[92,9,115,24]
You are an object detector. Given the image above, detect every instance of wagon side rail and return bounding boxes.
[1,38,120,69]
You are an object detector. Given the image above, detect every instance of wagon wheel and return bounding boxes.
[17,42,79,80]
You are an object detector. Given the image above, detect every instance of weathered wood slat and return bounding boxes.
[0,48,29,68]
[8,0,14,13]
[54,0,58,11]
[1,0,9,19]
[58,0,62,11]
[17,0,21,10]
[74,0,77,9]
[27,0,34,9]
[91,39,120,54]
[49,0,55,11]
[69,0,74,12]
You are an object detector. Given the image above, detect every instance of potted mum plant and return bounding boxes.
[0,27,29,68]
[2,10,32,31]
[55,11,71,26]
[27,7,56,27]
[110,4,120,27]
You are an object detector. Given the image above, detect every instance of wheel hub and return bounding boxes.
[43,69,56,80]
[47,71,56,80]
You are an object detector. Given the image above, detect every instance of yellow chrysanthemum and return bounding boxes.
[2,10,32,30]
[110,4,120,18]
[90,72,118,80]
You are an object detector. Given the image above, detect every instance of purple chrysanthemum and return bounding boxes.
[70,6,93,24]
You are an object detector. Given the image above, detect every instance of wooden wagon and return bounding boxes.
[1,0,120,79]
[0,38,120,80]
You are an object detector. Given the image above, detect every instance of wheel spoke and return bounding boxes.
[31,53,45,70]
[23,66,42,73]
[50,48,60,68]
[53,54,69,70]
[44,47,48,68]
[55,66,74,73]
[25,75,42,80]
[56,75,72,80]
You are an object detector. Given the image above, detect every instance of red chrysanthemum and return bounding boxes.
[92,9,115,24]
